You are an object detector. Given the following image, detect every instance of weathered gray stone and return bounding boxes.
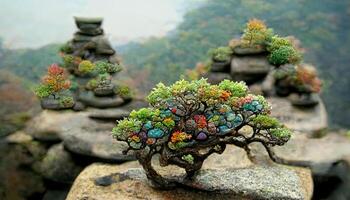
[231,55,273,84]
[233,45,267,55]
[5,131,32,144]
[289,93,319,107]
[66,160,312,200]
[72,101,86,111]
[87,108,130,120]
[79,91,125,108]
[74,16,103,36]
[0,138,46,200]
[25,110,80,142]
[274,133,350,176]
[73,33,94,42]
[210,60,231,72]
[204,72,232,84]
[93,84,115,96]
[40,98,74,110]
[37,143,83,184]
[91,36,115,55]
[268,97,328,135]
[42,188,70,200]
[61,118,135,162]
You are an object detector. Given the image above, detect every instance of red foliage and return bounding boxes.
[42,64,71,92]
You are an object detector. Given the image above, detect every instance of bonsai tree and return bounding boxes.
[34,64,74,109]
[241,18,273,48]
[240,19,301,66]
[113,79,292,188]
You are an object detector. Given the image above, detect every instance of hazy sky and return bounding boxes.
[0,0,192,49]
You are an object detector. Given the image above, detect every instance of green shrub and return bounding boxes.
[268,46,301,66]
[86,79,98,90]
[78,60,95,74]
[241,18,273,47]
[208,46,233,62]
[267,36,293,52]
[95,61,122,74]
[59,43,73,54]
[34,85,52,98]
[62,55,75,68]
[115,84,134,99]
[59,96,74,107]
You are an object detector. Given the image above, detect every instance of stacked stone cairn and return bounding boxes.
[0,17,147,200]
[59,17,138,120]
[202,19,327,135]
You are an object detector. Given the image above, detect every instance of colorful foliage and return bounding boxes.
[112,79,292,186]
[274,64,322,93]
[241,18,273,47]
[268,45,302,66]
[78,60,95,74]
[113,79,290,151]
[34,64,71,98]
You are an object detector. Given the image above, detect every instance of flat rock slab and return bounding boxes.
[61,118,135,162]
[25,110,135,162]
[231,55,273,84]
[204,72,232,84]
[79,91,125,108]
[274,133,350,175]
[268,97,328,135]
[87,108,130,120]
[67,161,312,200]
[25,110,86,142]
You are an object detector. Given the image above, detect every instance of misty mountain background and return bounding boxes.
[0,0,349,136]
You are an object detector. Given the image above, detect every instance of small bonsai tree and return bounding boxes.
[241,18,273,48]
[34,64,74,109]
[35,64,71,99]
[113,79,292,188]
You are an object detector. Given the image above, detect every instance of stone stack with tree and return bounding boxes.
[192,19,327,135]
[202,19,321,107]
[59,17,135,117]
[34,64,75,110]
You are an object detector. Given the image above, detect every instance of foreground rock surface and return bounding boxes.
[67,147,312,200]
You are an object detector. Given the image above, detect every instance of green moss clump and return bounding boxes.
[270,128,292,139]
[267,36,293,52]
[95,61,122,74]
[252,115,280,129]
[115,85,133,99]
[182,154,194,164]
[59,43,73,54]
[208,46,233,62]
[34,85,52,98]
[86,79,98,90]
[268,46,301,66]
[78,60,95,74]
[62,55,75,68]
[59,96,74,107]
